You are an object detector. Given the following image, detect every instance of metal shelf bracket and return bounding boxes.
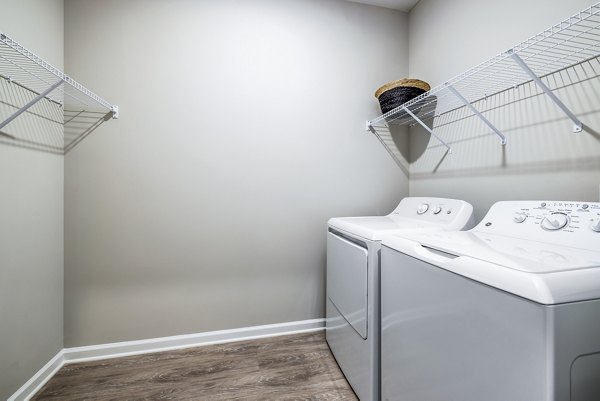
[508,49,583,133]
[365,120,406,169]
[403,107,452,153]
[0,79,63,131]
[446,83,507,145]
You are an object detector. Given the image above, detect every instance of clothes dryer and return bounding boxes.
[381,200,600,401]
[327,197,475,401]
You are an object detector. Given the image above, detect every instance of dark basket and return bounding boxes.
[375,79,431,115]
[378,86,427,114]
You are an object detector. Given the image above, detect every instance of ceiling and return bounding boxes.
[345,0,421,12]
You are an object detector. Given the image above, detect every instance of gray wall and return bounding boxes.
[407,0,600,220]
[0,0,64,399]
[64,0,409,347]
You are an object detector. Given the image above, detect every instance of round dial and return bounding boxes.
[433,206,442,215]
[513,212,527,223]
[590,218,600,232]
[541,212,569,231]
[417,203,429,215]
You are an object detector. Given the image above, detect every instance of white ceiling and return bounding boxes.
[345,0,421,12]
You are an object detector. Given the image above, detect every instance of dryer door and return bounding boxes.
[327,232,368,339]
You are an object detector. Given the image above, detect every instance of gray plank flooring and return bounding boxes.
[32,331,358,400]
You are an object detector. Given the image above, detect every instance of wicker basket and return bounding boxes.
[375,79,431,114]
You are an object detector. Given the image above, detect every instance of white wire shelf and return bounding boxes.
[367,2,600,163]
[0,32,118,154]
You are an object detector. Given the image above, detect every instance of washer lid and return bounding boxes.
[397,230,600,274]
[383,231,600,304]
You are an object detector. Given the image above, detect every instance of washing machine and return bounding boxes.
[380,200,600,401]
[326,197,475,401]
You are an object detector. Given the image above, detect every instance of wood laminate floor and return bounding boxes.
[32,331,358,401]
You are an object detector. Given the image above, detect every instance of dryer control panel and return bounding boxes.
[475,201,600,250]
[389,197,475,231]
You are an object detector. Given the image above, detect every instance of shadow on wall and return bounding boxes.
[367,122,410,176]
[0,77,110,154]
[406,57,600,180]
[369,96,440,177]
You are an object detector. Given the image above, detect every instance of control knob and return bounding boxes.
[541,213,569,231]
[590,218,600,232]
[417,203,429,215]
[433,206,442,215]
[513,212,527,223]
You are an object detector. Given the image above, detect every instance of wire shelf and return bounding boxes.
[367,2,600,160]
[0,32,117,154]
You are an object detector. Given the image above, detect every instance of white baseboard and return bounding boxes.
[9,318,324,400]
[8,350,65,401]
[63,318,325,364]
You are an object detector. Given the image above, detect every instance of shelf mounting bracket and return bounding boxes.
[446,83,507,145]
[508,49,582,133]
[0,79,63,131]
[365,120,406,169]
[403,106,452,153]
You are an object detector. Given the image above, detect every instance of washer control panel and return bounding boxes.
[476,201,600,250]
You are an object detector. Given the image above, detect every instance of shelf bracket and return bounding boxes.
[366,120,406,169]
[403,106,452,153]
[0,79,63,131]
[508,50,582,133]
[446,83,507,145]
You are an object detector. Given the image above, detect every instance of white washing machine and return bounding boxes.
[381,200,600,401]
[326,197,475,401]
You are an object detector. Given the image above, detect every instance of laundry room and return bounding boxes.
[1,0,599,400]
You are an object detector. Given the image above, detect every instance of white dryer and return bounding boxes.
[326,197,475,401]
[381,200,600,401]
